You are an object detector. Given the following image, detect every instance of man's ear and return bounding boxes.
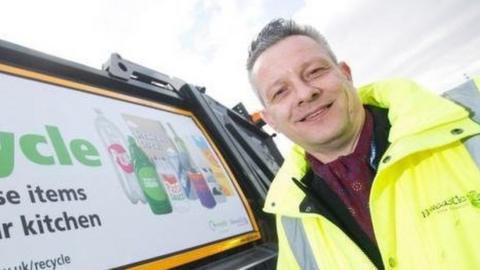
[260,109,277,131]
[338,62,353,82]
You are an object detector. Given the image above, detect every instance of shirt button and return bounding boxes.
[388,257,397,268]
[450,128,464,135]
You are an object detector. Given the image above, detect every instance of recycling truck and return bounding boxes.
[0,39,282,270]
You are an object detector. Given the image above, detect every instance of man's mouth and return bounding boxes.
[298,102,333,122]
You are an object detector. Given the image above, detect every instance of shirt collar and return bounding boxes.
[306,108,374,169]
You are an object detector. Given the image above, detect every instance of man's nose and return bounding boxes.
[295,80,320,106]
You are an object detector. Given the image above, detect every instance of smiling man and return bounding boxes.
[247,19,480,270]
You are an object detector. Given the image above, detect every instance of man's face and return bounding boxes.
[251,35,363,152]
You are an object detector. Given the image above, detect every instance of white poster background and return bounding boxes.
[0,72,254,269]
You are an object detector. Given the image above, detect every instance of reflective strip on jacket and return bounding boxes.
[263,78,480,270]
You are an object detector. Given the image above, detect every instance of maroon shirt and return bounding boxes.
[306,109,376,241]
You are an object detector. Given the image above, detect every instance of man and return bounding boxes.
[247,18,480,270]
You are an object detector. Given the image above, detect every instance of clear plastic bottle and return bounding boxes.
[166,123,216,209]
[94,109,145,204]
[166,122,197,200]
[155,157,190,212]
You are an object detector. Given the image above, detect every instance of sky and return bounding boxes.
[1,0,480,154]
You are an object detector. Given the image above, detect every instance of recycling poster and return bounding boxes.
[0,69,258,269]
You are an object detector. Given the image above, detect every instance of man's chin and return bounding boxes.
[298,129,344,148]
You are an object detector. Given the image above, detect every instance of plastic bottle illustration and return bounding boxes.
[167,123,216,209]
[128,136,172,215]
[201,167,226,204]
[188,136,226,204]
[94,109,145,204]
[188,169,217,209]
[166,123,197,200]
[192,135,233,196]
[155,156,189,212]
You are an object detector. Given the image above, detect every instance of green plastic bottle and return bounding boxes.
[128,136,172,215]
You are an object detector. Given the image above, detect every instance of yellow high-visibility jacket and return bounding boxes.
[264,78,480,270]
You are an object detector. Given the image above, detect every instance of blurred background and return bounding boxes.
[2,0,479,154]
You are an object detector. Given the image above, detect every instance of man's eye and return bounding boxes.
[306,66,327,79]
[309,68,322,76]
[271,88,286,101]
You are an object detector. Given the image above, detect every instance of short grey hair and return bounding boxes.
[246,19,337,105]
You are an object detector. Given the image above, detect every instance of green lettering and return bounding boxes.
[20,134,54,165]
[0,132,14,178]
[2,126,102,175]
[70,139,101,166]
[46,125,72,165]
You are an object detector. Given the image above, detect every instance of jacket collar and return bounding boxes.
[359,79,480,171]
[264,79,480,216]
[263,144,310,217]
